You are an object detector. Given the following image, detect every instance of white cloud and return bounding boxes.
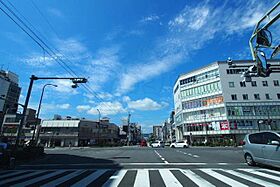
[140,15,160,23]
[87,101,126,116]
[76,105,91,112]
[125,96,168,111]
[85,46,121,91]
[115,0,277,95]
[57,103,71,109]
[48,8,64,18]
[52,79,78,94]
[117,53,183,94]
[22,54,57,67]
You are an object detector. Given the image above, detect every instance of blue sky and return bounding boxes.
[0,0,279,133]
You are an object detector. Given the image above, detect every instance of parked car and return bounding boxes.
[170,140,189,148]
[150,141,164,148]
[243,131,280,167]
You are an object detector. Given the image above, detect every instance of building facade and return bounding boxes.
[173,60,280,145]
[39,117,120,147]
[0,70,21,127]
[153,125,163,140]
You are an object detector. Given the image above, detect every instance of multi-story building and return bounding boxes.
[173,60,280,145]
[119,123,142,144]
[162,120,172,143]
[39,116,120,147]
[0,70,21,126]
[153,125,163,140]
[1,108,39,143]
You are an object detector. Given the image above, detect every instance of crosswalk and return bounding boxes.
[0,168,280,187]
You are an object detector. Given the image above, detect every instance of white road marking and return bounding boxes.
[193,155,200,158]
[239,169,280,182]
[72,170,107,187]
[200,169,248,187]
[0,170,47,186]
[103,170,127,187]
[134,169,150,187]
[0,170,30,180]
[159,169,182,187]
[259,169,280,175]
[181,169,215,187]
[11,170,66,187]
[223,169,279,187]
[41,170,84,187]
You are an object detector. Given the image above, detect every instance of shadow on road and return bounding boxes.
[16,154,123,170]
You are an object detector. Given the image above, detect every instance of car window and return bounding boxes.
[249,133,265,144]
[263,132,280,144]
[177,141,184,143]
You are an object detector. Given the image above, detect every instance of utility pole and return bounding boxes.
[127,112,131,146]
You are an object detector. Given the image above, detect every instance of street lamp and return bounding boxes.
[32,84,57,144]
[97,109,100,145]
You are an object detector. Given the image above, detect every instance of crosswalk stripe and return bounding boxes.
[71,170,107,187]
[41,170,83,187]
[259,169,280,176]
[200,169,248,187]
[0,170,47,186]
[223,169,279,187]
[102,170,127,187]
[180,169,215,187]
[10,170,66,187]
[134,169,150,187]
[239,169,280,182]
[0,170,30,180]
[159,169,182,187]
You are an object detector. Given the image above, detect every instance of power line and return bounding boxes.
[0,0,120,114]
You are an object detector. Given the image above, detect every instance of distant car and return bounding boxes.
[170,140,189,148]
[243,131,280,167]
[140,140,147,147]
[150,141,164,148]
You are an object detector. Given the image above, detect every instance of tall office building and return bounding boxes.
[0,70,21,125]
[173,60,280,144]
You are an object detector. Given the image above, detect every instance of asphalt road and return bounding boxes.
[1,146,280,186]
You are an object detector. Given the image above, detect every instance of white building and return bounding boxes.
[173,60,280,145]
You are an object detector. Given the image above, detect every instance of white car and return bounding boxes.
[150,141,164,148]
[243,131,280,167]
[170,140,189,148]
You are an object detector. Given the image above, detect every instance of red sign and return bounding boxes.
[220,121,230,130]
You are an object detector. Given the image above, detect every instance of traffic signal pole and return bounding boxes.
[14,75,87,148]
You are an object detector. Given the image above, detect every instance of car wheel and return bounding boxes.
[245,153,256,166]
[171,145,175,148]
[183,145,187,148]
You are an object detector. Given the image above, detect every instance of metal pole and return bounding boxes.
[127,113,131,146]
[32,84,57,144]
[97,109,100,145]
[15,75,35,147]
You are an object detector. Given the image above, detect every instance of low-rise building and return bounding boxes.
[39,116,120,147]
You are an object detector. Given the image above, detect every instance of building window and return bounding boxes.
[242,94,248,100]
[231,94,237,100]
[254,94,260,100]
[274,80,279,86]
[229,82,234,88]
[251,81,257,87]
[262,81,268,87]
[240,82,246,87]
[265,94,271,100]
[277,93,280,99]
